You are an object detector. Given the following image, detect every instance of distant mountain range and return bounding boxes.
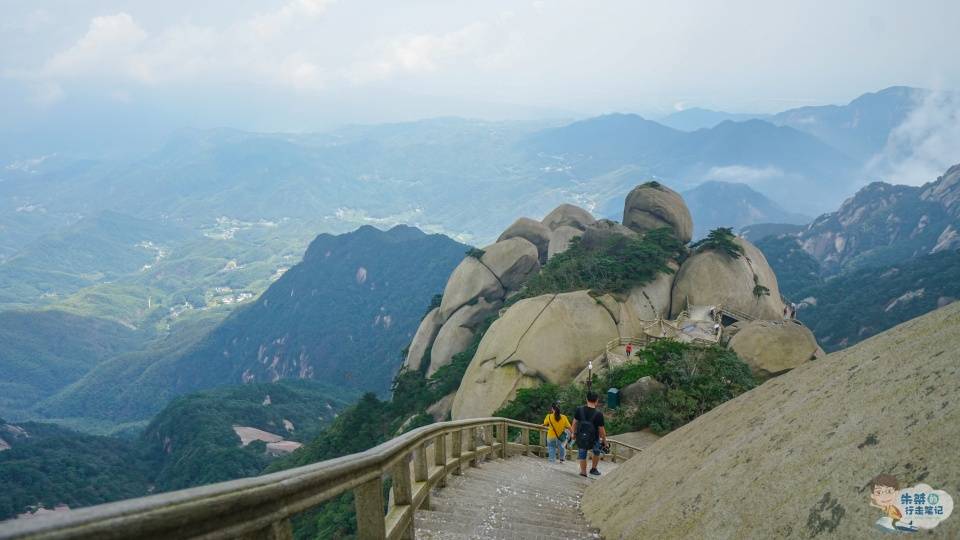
[750,163,960,350]
[37,225,467,423]
[682,181,810,239]
[659,108,767,131]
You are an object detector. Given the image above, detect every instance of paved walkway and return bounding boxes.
[414,454,617,539]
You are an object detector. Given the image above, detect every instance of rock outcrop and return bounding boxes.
[547,225,584,259]
[497,218,552,263]
[541,203,595,232]
[623,182,693,243]
[580,219,638,250]
[478,237,540,291]
[404,308,443,371]
[670,236,785,320]
[726,319,821,379]
[429,298,499,376]
[584,301,960,539]
[438,257,504,321]
[452,291,619,419]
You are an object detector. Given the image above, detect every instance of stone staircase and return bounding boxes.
[414,455,615,539]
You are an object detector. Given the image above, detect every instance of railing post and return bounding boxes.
[541,429,548,458]
[483,424,493,454]
[451,429,463,475]
[354,476,386,540]
[468,426,479,467]
[434,433,447,487]
[414,442,430,509]
[611,443,619,463]
[521,428,530,456]
[498,421,507,459]
[391,457,414,540]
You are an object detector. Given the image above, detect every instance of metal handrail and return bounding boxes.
[0,417,558,540]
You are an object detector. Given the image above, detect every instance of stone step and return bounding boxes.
[414,512,600,539]
[429,485,583,513]
[421,504,598,535]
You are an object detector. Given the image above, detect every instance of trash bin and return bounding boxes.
[607,388,620,409]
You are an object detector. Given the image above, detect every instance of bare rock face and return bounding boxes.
[428,298,500,376]
[541,203,595,231]
[438,257,505,321]
[580,219,639,250]
[670,236,785,320]
[620,376,666,406]
[584,301,960,539]
[726,319,820,379]
[547,225,584,259]
[403,307,444,371]
[426,392,456,422]
[498,217,552,263]
[623,182,693,243]
[479,237,540,291]
[452,291,619,419]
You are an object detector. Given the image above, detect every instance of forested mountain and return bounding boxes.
[751,164,960,350]
[40,225,468,423]
[0,380,355,522]
[0,310,141,420]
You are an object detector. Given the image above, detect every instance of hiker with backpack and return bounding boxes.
[571,391,607,477]
[542,402,572,463]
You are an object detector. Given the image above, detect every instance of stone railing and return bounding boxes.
[0,417,641,540]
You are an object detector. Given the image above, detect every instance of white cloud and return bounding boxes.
[867,90,960,185]
[704,165,784,184]
[348,23,491,84]
[12,0,337,102]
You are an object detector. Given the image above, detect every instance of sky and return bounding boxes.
[1,0,959,156]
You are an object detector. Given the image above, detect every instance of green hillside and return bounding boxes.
[796,250,960,351]
[0,310,142,420]
[0,380,355,521]
[40,225,468,423]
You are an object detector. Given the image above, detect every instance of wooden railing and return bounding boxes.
[605,336,648,353]
[0,417,642,540]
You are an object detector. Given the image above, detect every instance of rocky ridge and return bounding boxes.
[403,181,822,419]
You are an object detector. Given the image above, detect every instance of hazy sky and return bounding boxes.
[2,0,959,141]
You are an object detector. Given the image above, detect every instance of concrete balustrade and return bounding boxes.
[0,417,642,540]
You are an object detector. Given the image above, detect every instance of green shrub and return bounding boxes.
[466,248,486,259]
[520,227,682,298]
[691,227,743,258]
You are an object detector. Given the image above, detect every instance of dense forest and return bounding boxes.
[0,380,356,521]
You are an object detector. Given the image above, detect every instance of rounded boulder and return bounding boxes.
[452,291,619,419]
[498,218,551,263]
[727,319,821,380]
[438,256,505,321]
[623,182,693,243]
[670,237,785,320]
[479,237,540,291]
[542,203,595,231]
[404,307,443,372]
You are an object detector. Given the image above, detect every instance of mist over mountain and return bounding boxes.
[683,181,810,239]
[659,108,767,131]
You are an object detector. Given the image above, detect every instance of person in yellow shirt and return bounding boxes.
[543,402,572,463]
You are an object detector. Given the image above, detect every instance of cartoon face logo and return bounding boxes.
[871,479,898,508]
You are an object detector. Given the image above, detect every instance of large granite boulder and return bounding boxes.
[479,237,540,291]
[498,218,551,263]
[620,376,666,406]
[727,319,821,380]
[670,236,785,320]
[623,182,693,243]
[452,291,619,419]
[438,257,505,321]
[542,203,595,231]
[580,219,639,250]
[403,308,444,371]
[583,301,960,539]
[547,225,584,259]
[428,298,500,376]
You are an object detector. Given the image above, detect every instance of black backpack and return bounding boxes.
[575,407,600,449]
